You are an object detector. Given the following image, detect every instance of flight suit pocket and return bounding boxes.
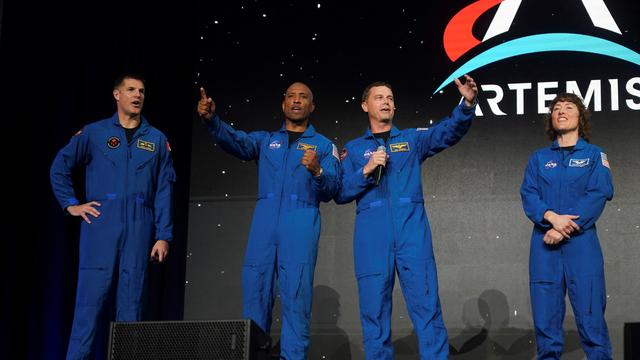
[280,263,304,301]
[355,272,385,317]
[570,275,607,343]
[398,259,446,346]
[587,275,608,344]
[135,153,159,182]
[279,263,309,317]
[399,259,433,298]
[530,279,564,328]
[242,263,267,306]
[569,277,592,315]
[82,195,116,227]
[356,200,382,214]
[567,166,592,199]
[134,194,153,223]
[76,268,111,306]
[355,271,383,281]
[136,156,156,171]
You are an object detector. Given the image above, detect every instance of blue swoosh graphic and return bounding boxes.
[434,33,640,94]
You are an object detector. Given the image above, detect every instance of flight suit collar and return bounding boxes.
[110,112,150,137]
[266,123,317,171]
[363,125,412,171]
[278,122,317,138]
[550,137,587,152]
[550,138,589,168]
[363,125,401,139]
[106,113,155,168]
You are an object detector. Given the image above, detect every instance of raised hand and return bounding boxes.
[197,87,216,120]
[454,74,478,106]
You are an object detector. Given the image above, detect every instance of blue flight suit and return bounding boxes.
[205,115,340,359]
[50,114,176,360]
[335,103,475,360]
[520,138,613,360]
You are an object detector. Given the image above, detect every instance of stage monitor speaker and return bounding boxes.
[108,319,269,360]
[625,322,640,360]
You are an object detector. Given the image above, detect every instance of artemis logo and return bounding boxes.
[434,0,640,94]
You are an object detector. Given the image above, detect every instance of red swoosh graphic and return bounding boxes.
[444,0,503,61]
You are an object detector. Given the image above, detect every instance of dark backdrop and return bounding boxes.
[186,1,640,359]
[2,1,639,359]
[1,0,196,359]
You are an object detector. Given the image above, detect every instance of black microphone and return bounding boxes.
[374,145,386,186]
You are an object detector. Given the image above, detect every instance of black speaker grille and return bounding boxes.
[109,320,251,360]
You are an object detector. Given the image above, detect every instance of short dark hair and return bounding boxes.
[544,92,591,141]
[362,81,393,103]
[113,73,146,89]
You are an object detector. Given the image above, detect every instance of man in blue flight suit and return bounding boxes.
[197,82,340,359]
[520,93,613,359]
[335,76,478,359]
[50,74,176,360]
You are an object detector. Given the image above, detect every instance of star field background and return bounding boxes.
[186,1,640,358]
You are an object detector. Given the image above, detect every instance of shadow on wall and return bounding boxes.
[394,289,583,359]
[273,285,361,359]
[307,285,360,359]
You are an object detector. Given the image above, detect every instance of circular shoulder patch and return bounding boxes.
[107,136,121,149]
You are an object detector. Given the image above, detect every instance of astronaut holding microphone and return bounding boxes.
[335,75,478,360]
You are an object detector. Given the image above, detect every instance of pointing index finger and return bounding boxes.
[200,87,207,100]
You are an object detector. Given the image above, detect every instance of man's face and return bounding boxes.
[362,86,395,123]
[551,101,580,134]
[113,78,145,116]
[282,83,315,122]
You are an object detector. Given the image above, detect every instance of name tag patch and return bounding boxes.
[569,158,589,167]
[137,139,156,152]
[390,142,410,152]
[296,142,317,151]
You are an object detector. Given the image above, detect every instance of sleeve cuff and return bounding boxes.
[536,208,552,228]
[155,232,173,242]
[359,167,376,185]
[460,99,477,112]
[64,198,80,210]
[204,114,221,133]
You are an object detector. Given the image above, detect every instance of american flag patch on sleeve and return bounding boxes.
[601,152,610,169]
